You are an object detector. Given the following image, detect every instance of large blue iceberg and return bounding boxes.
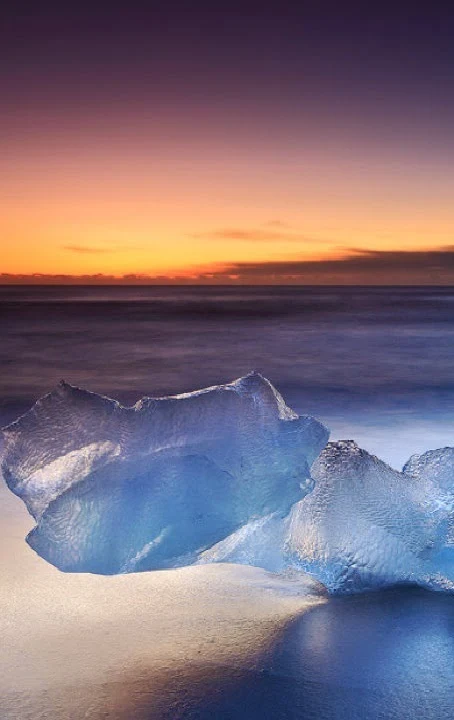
[2,374,454,593]
[1,373,327,574]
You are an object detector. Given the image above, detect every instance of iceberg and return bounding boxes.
[3,373,454,594]
[286,440,454,592]
[403,447,454,579]
[1,373,328,574]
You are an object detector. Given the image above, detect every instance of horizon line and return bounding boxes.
[1,282,454,288]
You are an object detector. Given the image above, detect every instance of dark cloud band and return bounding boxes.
[2,247,454,284]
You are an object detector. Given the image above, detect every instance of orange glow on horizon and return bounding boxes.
[2,122,454,281]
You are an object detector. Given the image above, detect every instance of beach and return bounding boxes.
[0,476,325,719]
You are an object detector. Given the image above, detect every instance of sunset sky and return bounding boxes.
[2,2,454,284]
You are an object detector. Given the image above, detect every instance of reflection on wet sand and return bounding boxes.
[189,589,454,719]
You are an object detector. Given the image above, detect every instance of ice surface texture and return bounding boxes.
[1,373,328,574]
[202,441,454,593]
[2,375,454,593]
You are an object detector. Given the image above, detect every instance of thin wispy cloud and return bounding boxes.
[190,227,321,243]
[63,245,112,255]
[265,220,292,228]
[62,245,143,254]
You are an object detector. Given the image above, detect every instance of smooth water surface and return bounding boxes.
[2,285,454,467]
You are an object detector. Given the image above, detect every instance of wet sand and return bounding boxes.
[188,588,454,719]
[0,478,325,719]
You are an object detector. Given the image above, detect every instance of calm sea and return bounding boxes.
[1,285,454,467]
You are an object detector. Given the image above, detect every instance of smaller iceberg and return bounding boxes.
[286,441,454,592]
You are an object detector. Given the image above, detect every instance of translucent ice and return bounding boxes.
[403,447,454,578]
[286,440,454,592]
[201,441,454,593]
[1,373,328,574]
[3,374,454,594]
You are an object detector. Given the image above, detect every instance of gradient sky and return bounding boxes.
[2,1,454,283]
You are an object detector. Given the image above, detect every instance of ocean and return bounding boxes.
[2,284,454,467]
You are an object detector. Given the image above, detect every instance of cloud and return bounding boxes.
[190,227,317,243]
[3,247,454,285]
[62,245,111,254]
[265,220,291,228]
[205,247,454,283]
[62,244,144,254]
